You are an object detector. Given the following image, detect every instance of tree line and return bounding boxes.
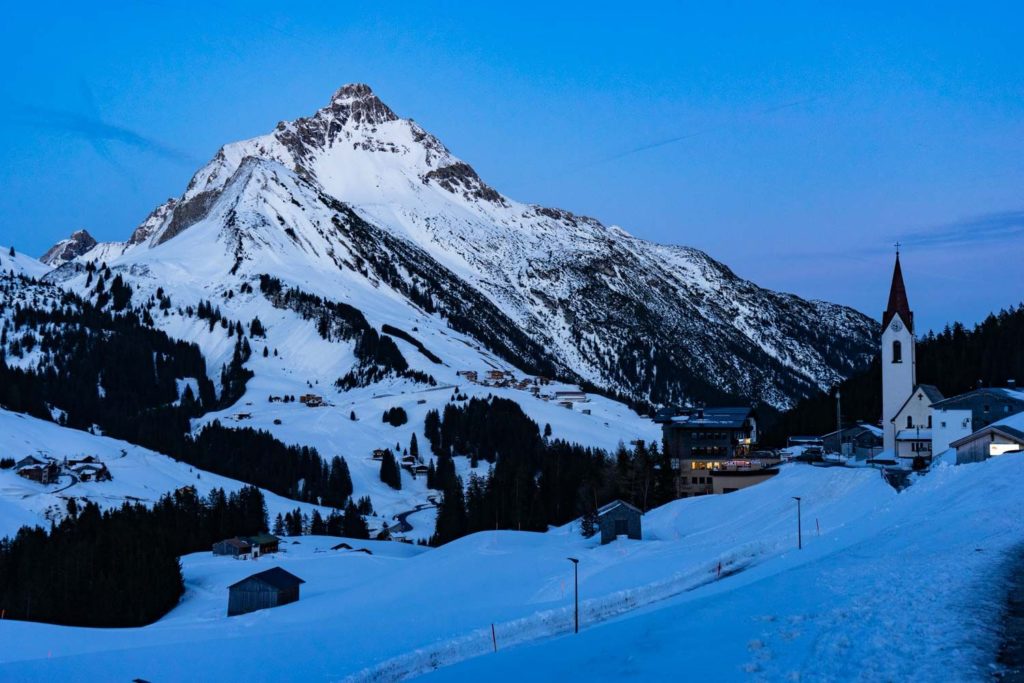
[424,397,675,545]
[0,485,267,627]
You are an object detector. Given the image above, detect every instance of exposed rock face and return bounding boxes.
[40,230,98,266]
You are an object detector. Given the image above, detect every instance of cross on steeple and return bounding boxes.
[894,241,901,255]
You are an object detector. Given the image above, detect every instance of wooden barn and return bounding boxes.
[227,567,305,616]
[212,537,252,557]
[244,533,280,555]
[596,500,643,544]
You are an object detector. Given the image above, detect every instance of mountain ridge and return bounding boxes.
[40,83,876,409]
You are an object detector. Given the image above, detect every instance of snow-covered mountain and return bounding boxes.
[39,229,97,267]
[46,84,875,410]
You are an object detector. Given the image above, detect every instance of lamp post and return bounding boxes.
[792,497,802,550]
[567,557,579,633]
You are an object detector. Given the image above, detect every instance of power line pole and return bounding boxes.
[567,557,579,633]
[792,497,802,550]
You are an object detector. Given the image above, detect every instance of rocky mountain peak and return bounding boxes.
[323,82,398,127]
[41,229,98,266]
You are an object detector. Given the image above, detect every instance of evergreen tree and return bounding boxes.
[341,501,369,539]
[310,510,326,535]
[379,450,402,490]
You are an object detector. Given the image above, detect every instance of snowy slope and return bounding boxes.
[48,83,876,410]
[0,409,342,538]
[0,246,49,279]
[21,156,659,525]
[4,459,1020,681]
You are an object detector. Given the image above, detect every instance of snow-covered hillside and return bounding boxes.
[0,246,48,279]
[1,458,1020,681]
[0,409,339,538]
[45,83,876,410]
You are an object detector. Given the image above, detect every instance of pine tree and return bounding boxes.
[310,510,326,535]
[341,501,369,539]
[272,513,285,536]
[380,450,401,490]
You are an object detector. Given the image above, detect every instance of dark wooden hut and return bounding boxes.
[596,499,643,545]
[227,567,305,616]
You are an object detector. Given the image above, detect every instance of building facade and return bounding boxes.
[931,387,1024,454]
[890,384,943,460]
[656,406,757,497]
[951,424,1024,465]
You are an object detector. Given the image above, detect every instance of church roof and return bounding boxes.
[889,384,944,422]
[883,253,913,332]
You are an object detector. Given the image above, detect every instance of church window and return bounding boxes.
[906,416,913,428]
[927,415,932,428]
[892,340,902,363]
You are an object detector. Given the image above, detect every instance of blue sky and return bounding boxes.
[1,2,1021,332]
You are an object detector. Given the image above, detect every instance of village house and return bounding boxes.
[951,423,1024,464]
[299,394,323,407]
[596,499,642,544]
[17,459,60,484]
[227,567,305,616]
[212,537,252,558]
[890,384,943,462]
[655,406,757,497]
[820,423,883,460]
[554,390,587,403]
[245,533,280,555]
[930,384,1024,454]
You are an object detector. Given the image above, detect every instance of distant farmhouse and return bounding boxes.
[212,534,280,558]
[212,538,252,558]
[227,567,305,617]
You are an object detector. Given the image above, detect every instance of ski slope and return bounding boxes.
[3,456,1019,681]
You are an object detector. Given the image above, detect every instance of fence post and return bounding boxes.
[491,623,498,652]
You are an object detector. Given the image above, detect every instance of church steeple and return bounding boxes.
[882,250,913,332]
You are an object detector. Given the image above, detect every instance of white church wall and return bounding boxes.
[933,408,972,454]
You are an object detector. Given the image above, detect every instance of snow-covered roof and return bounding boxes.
[667,407,753,429]
[932,387,1024,410]
[896,429,932,440]
[597,499,642,516]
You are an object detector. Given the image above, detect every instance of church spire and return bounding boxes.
[883,249,913,332]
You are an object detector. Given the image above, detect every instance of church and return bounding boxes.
[881,251,943,462]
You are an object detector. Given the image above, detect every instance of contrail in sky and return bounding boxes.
[588,95,824,167]
[6,100,200,167]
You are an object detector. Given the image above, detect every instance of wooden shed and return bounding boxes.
[597,499,643,544]
[212,537,252,557]
[244,533,280,555]
[227,567,305,616]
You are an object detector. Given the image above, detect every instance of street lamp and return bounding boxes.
[792,497,802,550]
[567,557,579,633]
